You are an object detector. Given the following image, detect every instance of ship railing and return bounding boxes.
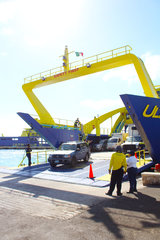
[24,45,132,84]
[24,66,64,83]
[53,117,74,126]
[30,114,75,127]
[18,149,54,167]
[69,45,132,70]
[25,114,112,134]
[28,114,75,128]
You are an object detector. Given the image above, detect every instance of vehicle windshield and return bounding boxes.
[108,138,118,143]
[61,144,77,150]
[126,136,142,142]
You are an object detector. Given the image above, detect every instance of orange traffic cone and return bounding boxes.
[89,164,95,179]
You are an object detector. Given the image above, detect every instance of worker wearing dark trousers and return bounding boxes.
[127,150,137,193]
[127,167,137,192]
[26,144,32,166]
[106,146,127,196]
[109,167,124,195]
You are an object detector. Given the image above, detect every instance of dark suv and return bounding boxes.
[48,141,90,167]
[92,139,108,152]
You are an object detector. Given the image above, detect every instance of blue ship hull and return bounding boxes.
[121,94,160,163]
[0,136,50,149]
[17,112,82,149]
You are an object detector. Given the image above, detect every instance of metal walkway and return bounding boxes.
[0,152,154,187]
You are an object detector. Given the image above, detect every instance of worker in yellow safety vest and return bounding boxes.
[106,146,127,196]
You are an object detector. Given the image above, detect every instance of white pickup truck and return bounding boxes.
[106,137,121,151]
[106,133,128,151]
[121,136,145,154]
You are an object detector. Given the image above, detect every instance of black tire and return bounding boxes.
[71,157,77,167]
[50,162,56,167]
[84,153,89,162]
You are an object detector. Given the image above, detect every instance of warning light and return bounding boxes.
[63,56,67,67]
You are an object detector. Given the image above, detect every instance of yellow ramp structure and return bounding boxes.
[22,45,159,128]
[83,107,129,136]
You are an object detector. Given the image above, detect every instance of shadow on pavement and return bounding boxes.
[0,173,105,205]
[0,171,159,239]
[86,187,160,239]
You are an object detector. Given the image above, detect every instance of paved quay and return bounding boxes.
[0,170,159,240]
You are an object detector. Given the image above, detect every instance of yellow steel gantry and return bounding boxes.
[22,45,158,135]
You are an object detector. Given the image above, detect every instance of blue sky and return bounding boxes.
[0,0,160,136]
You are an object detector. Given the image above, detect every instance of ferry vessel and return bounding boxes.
[0,135,50,149]
[18,45,160,165]
[121,94,160,163]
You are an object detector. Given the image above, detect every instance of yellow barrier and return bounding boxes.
[125,149,151,167]
[134,149,152,167]
[18,150,54,167]
[18,154,27,167]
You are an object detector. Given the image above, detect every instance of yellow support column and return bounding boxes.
[37,152,39,164]
[94,116,100,136]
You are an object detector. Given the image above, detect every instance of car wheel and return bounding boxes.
[84,153,89,162]
[71,157,77,167]
[50,162,56,167]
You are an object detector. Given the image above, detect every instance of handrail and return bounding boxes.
[135,149,145,161]
[24,45,132,84]
[70,45,132,70]
[18,153,27,167]
[29,114,75,127]
[18,150,54,167]
[126,150,146,160]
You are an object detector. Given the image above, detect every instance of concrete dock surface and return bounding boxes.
[0,171,159,240]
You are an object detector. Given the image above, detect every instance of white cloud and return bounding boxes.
[0,52,8,56]
[0,115,28,136]
[102,52,160,87]
[0,27,14,36]
[141,52,160,83]
[102,64,139,86]
[0,0,85,46]
[0,1,16,23]
[80,98,123,111]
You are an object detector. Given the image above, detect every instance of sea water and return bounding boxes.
[0,149,50,168]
